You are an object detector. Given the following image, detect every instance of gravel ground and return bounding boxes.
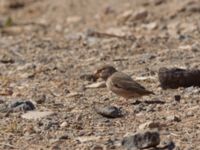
[0,0,200,149]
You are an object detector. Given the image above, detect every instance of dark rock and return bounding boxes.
[38,119,59,130]
[58,134,69,140]
[122,130,160,150]
[158,67,200,89]
[166,115,181,122]
[8,100,35,112]
[160,140,175,150]
[95,105,122,118]
[174,95,181,102]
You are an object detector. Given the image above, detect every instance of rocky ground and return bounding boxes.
[0,0,200,149]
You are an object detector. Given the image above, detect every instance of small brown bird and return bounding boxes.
[94,65,154,99]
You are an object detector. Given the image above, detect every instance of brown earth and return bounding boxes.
[0,0,200,149]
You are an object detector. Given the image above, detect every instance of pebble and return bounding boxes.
[133,103,146,113]
[142,22,158,30]
[85,81,106,89]
[186,3,200,12]
[60,121,68,128]
[36,119,60,131]
[91,144,105,150]
[132,8,148,21]
[118,10,133,22]
[191,43,200,52]
[76,136,101,143]
[95,105,122,118]
[58,134,69,140]
[139,121,161,130]
[122,130,160,150]
[174,95,181,102]
[21,111,54,120]
[66,16,82,24]
[8,100,35,112]
[66,92,83,98]
[34,94,46,104]
[166,115,181,122]
[117,8,148,23]
[185,111,194,117]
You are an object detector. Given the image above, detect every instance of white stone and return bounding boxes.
[85,81,106,89]
[21,111,54,120]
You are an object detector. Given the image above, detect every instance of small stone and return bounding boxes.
[139,121,161,130]
[60,121,68,128]
[58,134,69,140]
[38,119,59,130]
[185,111,194,117]
[8,100,35,112]
[185,86,200,94]
[51,144,61,150]
[21,111,54,120]
[85,81,106,89]
[186,4,200,12]
[146,105,155,112]
[91,144,105,150]
[66,92,83,98]
[35,94,46,104]
[0,53,15,63]
[95,105,122,118]
[132,8,148,21]
[185,86,195,93]
[191,43,200,52]
[142,22,158,30]
[154,0,166,5]
[118,10,133,22]
[160,140,175,150]
[76,136,101,143]
[133,103,146,113]
[122,130,160,150]
[166,115,181,122]
[66,16,82,24]
[174,95,181,102]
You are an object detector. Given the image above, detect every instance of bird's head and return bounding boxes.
[94,65,117,81]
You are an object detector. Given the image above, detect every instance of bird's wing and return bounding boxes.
[111,72,153,94]
[112,72,146,89]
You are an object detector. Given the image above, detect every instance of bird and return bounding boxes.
[94,65,154,100]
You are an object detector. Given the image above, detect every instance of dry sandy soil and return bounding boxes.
[0,0,200,149]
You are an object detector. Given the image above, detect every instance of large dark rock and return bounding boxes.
[158,67,200,89]
[122,130,160,150]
